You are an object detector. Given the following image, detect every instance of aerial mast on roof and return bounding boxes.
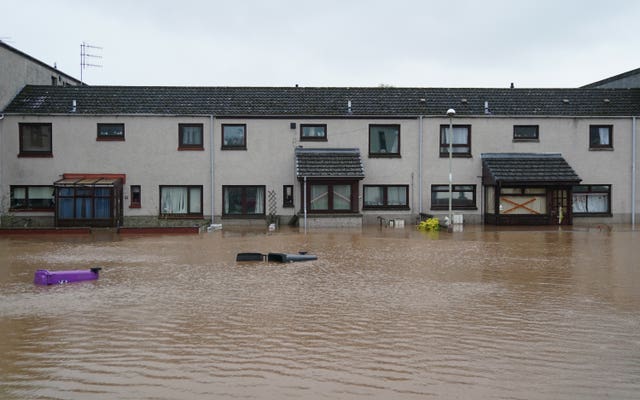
[80,42,102,84]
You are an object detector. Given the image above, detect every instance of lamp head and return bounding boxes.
[446,108,456,117]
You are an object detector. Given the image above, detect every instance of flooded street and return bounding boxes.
[1,225,639,399]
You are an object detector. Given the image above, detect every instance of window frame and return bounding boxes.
[300,124,327,141]
[430,184,477,210]
[589,125,613,150]
[283,185,294,208]
[572,184,612,217]
[303,181,358,213]
[159,185,203,218]
[221,124,247,150]
[18,123,53,157]
[362,184,409,210]
[222,185,266,217]
[130,185,141,208]
[368,124,401,158]
[96,123,125,141]
[178,123,204,150]
[9,185,55,211]
[513,125,539,142]
[439,124,471,158]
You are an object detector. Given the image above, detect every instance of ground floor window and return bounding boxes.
[10,185,54,211]
[283,185,294,208]
[309,183,353,211]
[498,188,547,215]
[223,185,265,216]
[363,185,408,209]
[160,185,202,216]
[58,186,113,219]
[431,184,476,210]
[302,180,358,213]
[573,184,611,215]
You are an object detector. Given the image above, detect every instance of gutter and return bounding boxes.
[210,115,216,224]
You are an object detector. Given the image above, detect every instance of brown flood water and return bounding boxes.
[0,225,639,399]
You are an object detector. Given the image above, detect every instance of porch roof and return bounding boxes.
[295,148,365,179]
[481,153,581,186]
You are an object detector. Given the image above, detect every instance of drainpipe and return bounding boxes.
[303,176,307,233]
[633,116,637,228]
[210,115,215,224]
[418,115,423,214]
[0,115,3,226]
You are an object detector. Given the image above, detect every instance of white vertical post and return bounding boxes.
[447,109,456,229]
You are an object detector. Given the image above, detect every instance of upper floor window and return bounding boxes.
[589,125,613,150]
[440,125,471,157]
[573,184,611,216]
[178,124,204,150]
[222,124,247,150]
[300,124,327,141]
[363,185,409,209]
[97,123,125,141]
[431,184,477,210]
[369,124,400,157]
[19,123,52,157]
[513,125,539,141]
[10,185,54,211]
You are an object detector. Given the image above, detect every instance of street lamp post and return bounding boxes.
[446,108,456,230]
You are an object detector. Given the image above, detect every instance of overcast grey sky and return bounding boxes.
[2,0,639,88]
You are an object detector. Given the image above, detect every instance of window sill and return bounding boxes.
[300,137,328,142]
[283,205,294,208]
[18,153,53,158]
[221,147,247,151]
[513,138,539,143]
[9,208,54,213]
[221,214,265,219]
[439,154,472,158]
[363,206,410,210]
[368,154,401,158]
[588,147,613,151]
[159,214,204,219]
[97,137,125,141]
[573,213,612,217]
[430,206,478,211]
[177,147,204,151]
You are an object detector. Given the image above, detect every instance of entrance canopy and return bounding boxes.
[482,153,581,186]
[295,148,365,180]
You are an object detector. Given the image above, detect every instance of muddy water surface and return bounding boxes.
[1,226,639,399]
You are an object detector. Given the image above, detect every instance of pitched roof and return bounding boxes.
[295,148,364,179]
[481,153,581,186]
[581,67,640,88]
[0,41,82,85]
[4,85,640,116]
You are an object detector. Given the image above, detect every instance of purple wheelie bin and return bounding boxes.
[34,267,102,285]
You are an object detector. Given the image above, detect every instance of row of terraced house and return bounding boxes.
[1,40,639,230]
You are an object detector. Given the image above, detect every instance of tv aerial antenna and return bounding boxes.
[80,42,102,83]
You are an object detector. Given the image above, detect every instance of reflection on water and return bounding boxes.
[1,226,639,399]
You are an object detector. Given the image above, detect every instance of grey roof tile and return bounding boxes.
[481,153,581,185]
[4,85,640,116]
[295,148,364,178]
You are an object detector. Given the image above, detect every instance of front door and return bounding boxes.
[549,189,571,225]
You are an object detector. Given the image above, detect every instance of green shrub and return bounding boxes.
[417,217,440,231]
